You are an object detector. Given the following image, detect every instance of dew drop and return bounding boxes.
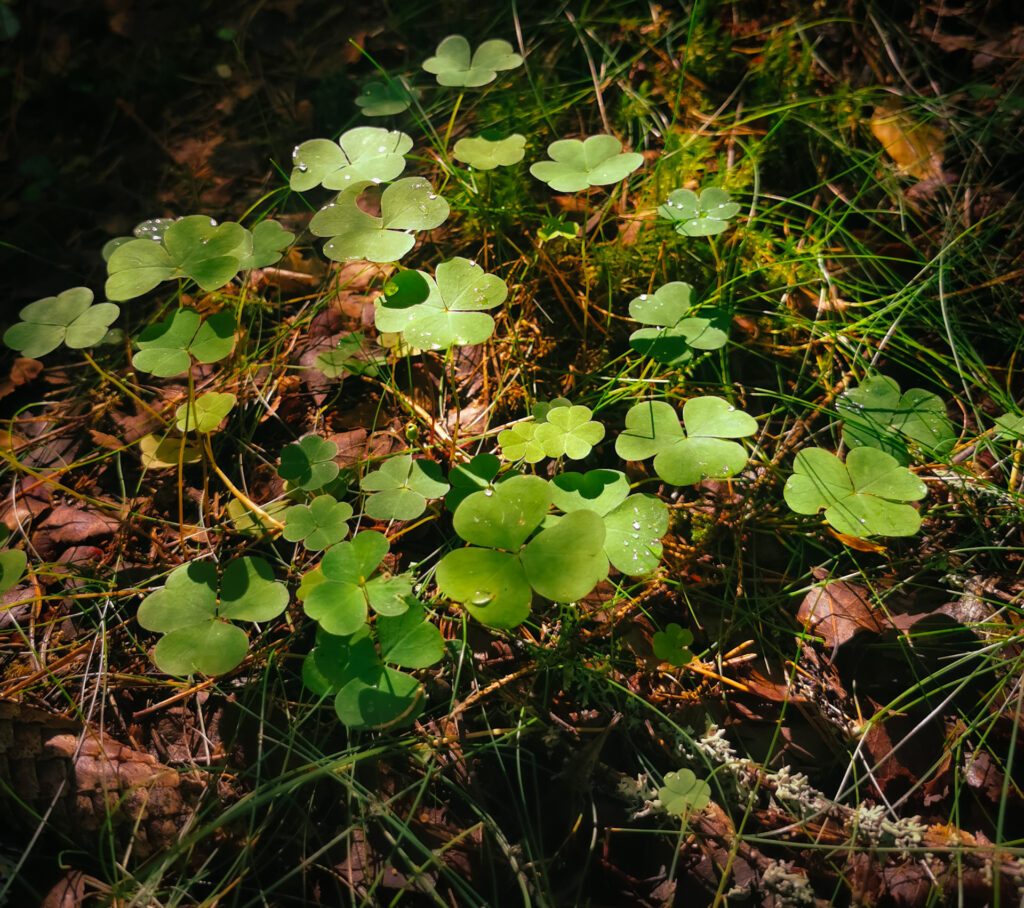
[344,174,352,181]
[727,406,735,412]
[427,193,438,200]
[484,488,494,497]
[292,146,300,158]
[471,590,493,606]
[297,163,308,172]
[209,218,218,225]
[859,517,867,524]
[632,520,641,530]
[638,294,648,300]
[377,145,388,153]
[371,178,382,185]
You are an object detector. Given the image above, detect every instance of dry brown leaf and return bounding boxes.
[40,505,120,544]
[870,102,944,181]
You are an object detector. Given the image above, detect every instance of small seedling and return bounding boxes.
[422,35,523,87]
[132,309,235,377]
[278,435,340,492]
[658,769,711,816]
[628,282,728,366]
[375,257,508,350]
[299,531,413,636]
[658,187,740,236]
[360,454,449,521]
[309,177,449,263]
[436,475,608,628]
[174,392,236,434]
[497,398,574,463]
[289,127,412,191]
[533,404,606,460]
[355,78,417,117]
[3,287,120,359]
[652,623,694,666]
[616,397,756,485]
[837,374,954,463]
[529,135,643,192]
[282,495,353,550]
[784,446,927,537]
[137,556,288,676]
[452,134,526,170]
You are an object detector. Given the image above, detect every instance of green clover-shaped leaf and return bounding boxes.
[137,557,288,676]
[355,78,417,117]
[278,435,340,492]
[174,391,236,434]
[139,433,201,470]
[132,308,235,377]
[377,600,445,669]
[452,474,551,551]
[375,256,507,350]
[628,282,728,366]
[302,624,428,730]
[3,287,120,358]
[106,215,253,301]
[334,664,424,729]
[529,135,643,192]
[282,495,353,550]
[361,455,449,521]
[437,476,608,628]
[995,413,1024,439]
[0,548,27,596]
[658,769,711,816]
[289,128,412,191]
[239,219,293,269]
[309,178,449,263]
[652,623,694,667]
[498,421,545,463]
[422,34,523,87]
[453,134,526,170]
[550,469,630,515]
[313,330,383,379]
[303,625,379,696]
[837,375,954,464]
[784,446,927,537]
[301,531,412,636]
[658,187,741,236]
[603,494,668,575]
[520,509,608,603]
[534,404,605,459]
[445,452,502,511]
[101,217,178,262]
[616,397,756,485]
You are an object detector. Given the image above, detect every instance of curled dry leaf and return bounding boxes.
[797,579,915,650]
[869,102,944,182]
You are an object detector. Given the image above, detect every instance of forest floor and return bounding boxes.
[3,1,1024,905]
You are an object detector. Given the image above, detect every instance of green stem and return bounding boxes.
[441,92,464,158]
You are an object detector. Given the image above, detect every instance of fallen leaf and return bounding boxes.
[40,505,120,544]
[798,580,889,648]
[870,102,944,181]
